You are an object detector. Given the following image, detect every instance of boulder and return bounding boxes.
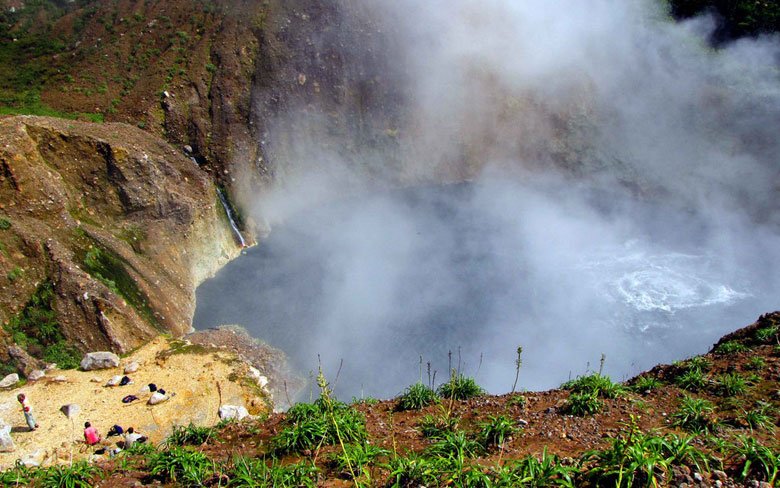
[27,370,45,381]
[105,375,123,387]
[123,361,139,374]
[7,346,46,377]
[218,405,249,421]
[60,404,81,419]
[0,373,19,389]
[80,352,120,371]
[148,392,169,405]
[20,449,46,467]
[0,423,15,452]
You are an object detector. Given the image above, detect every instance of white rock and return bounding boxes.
[0,424,15,452]
[123,362,139,374]
[90,377,102,383]
[0,373,19,388]
[80,352,120,371]
[27,370,45,381]
[51,375,68,383]
[105,375,122,387]
[247,367,269,389]
[218,405,249,421]
[20,449,45,467]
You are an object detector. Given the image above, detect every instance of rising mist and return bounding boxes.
[195,0,780,399]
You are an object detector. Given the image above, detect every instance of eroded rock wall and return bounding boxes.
[0,115,237,361]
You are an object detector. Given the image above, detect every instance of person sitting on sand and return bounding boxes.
[84,422,101,445]
[17,393,38,431]
[124,427,147,448]
[107,424,124,437]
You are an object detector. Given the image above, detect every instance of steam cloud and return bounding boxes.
[195,0,780,399]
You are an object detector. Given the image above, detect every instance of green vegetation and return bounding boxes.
[148,446,213,485]
[674,364,707,392]
[477,414,517,448]
[746,356,766,371]
[630,375,661,393]
[727,435,779,484]
[713,372,749,397]
[437,372,484,400]
[80,242,159,329]
[396,382,437,411]
[37,460,98,488]
[165,423,217,447]
[741,402,777,433]
[714,340,749,355]
[0,217,10,230]
[418,413,459,439]
[4,280,81,369]
[561,373,625,399]
[564,391,603,416]
[755,325,779,344]
[672,395,716,433]
[272,397,367,455]
[229,457,318,487]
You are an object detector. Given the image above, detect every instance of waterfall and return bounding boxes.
[217,188,247,248]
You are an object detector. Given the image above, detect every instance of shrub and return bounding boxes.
[437,373,484,400]
[631,375,661,393]
[230,457,318,487]
[165,423,216,446]
[329,442,389,478]
[272,398,367,454]
[396,382,438,411]
[672,395,716,433]
[746,356,766,371]
[561,373,624,399]
[425,430,484,463]
[385,453,443,487]
[0,217,11,230]
[564,391,603,416]
[714,340,749,354]
[674,368,706,392]
[729,435,779,485]
[754,326,779,344]
[741,402,777,433]
[37,460,98,488]
[713,373,748,397]
[502,449,578,487]
[478,415,517,448]
[418,413,459,439]
[148,446,213,484]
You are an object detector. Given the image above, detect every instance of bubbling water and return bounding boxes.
[194,183,776,399]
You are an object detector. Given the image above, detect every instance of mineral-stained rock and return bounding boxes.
[124,362,140,374]
[27,370,45,381]
[7,346,45,378]
[80,352,120,371]
[60,404,81,419]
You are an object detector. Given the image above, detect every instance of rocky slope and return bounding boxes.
[0,115,238,370]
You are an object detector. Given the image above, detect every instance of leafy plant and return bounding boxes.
[561,373,624,399]
[674,367,706,392]
[741,402,777,433]
[507,393,527,408]
[437,372,484,400]
[229,457,318,487]
[686,356,712,371]
[714,340,749,354]
[37,460,98,488]
[165,423,216,446]
[425,430,483,464]
[755,325,778,344]
[396,382,437,411]
[728,435,779,484]
[148,446,213,484]
[329,442,389,478]
[672,395,716,433]
[418,413,459,439]
[0,217,11,230]
[746,356,766,371]
[385,452,443,487]
[631,375,661,393]
[477,414,517,448]
[713,372,748,397]
[564,391,603,416]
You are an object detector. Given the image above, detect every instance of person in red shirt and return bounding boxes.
[83,422,101,445]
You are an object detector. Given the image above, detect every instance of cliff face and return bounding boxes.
[0,115,237,367]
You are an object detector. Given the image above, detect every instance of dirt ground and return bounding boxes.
[0,336,271,469]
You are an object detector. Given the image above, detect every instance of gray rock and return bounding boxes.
[105,375,122,387]
[51,375,68,383]
[0,423,15,452]
[183,145,193,154]
[712,470,728,482]
[693,472,703,482]
[80,352,120,371]
[517,419,529,426]
[713,481,722,488]
[123,361,139,374]
[0,373,19,388]
[748,480,760,488]
[60,404,81,419]
[758,482,772,488]
[7,345,45,376]
[27,370,45,381]
[218,405,249,421]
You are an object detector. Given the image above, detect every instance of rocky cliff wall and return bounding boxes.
[0,115,238,367]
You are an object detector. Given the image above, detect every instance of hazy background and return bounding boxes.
[195,0,780,399]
